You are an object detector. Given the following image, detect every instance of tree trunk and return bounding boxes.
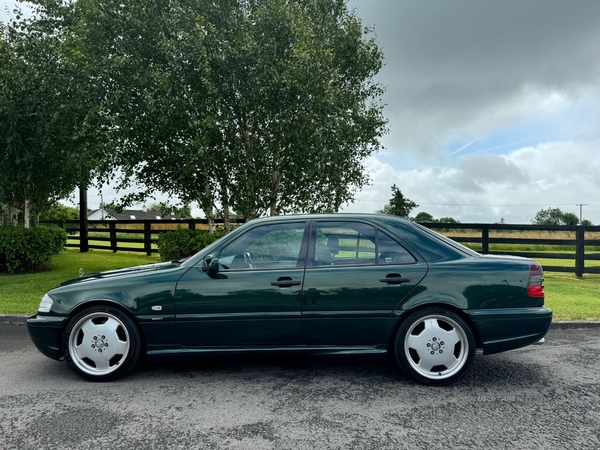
[202,182,215,233]
[203,206,215,233]
[23,200,30,229]
[221,188,231,232]
[269,168,282,216]
[8,205,18,226]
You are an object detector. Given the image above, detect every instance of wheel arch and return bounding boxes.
[390,302,483,350]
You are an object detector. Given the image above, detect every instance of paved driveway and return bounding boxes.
[0,325,599,449]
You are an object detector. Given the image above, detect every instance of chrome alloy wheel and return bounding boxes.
[68,312,131,376]
[404,314,469,380]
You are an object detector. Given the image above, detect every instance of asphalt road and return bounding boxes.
[0,324,599,450]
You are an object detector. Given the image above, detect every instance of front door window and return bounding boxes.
[219,223,307,270]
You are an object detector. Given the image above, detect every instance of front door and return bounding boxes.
[174,221,309,347]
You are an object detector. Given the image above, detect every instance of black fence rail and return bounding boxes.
[422,223,600,277]
[41,220,600,277]
[41,218,245,256]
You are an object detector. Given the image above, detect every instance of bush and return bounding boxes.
[0,226,67,274]
[157,228,226,261]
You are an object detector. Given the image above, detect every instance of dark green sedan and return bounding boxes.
[27,214,552,385]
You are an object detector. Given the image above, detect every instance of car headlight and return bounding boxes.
[38,294,54,313]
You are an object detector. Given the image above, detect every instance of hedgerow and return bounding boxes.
[0,226,67,274]
[157,228,226,262]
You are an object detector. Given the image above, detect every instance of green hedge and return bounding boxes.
[0,226,67,274]
[157,228,226,262]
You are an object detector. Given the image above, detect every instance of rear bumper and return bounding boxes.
[465,307,552,355]
[27,315,67,360]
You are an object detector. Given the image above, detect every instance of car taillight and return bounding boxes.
[528,261,544,297]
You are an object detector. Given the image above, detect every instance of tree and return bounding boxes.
[62,0,386,231]
[562,212,579,226]
[581,219,594,226]
[438,217,460,224]
[1,2,103,232]
[377,185,418,218]
[412,212,436,223]
[39,204,80,222]
[410,212,460,223]
[0,18,74,226]
[532,208,579,226]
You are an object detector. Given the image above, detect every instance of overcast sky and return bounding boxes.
[345,0,600,224]
[3,1,600,223]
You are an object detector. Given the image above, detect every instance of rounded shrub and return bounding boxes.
[0,226,67,274]
[157,228,226,262]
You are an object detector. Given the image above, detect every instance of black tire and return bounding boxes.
[62,305,142,382]
[393,307,475,386]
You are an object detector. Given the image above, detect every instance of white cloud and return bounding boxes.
[343,140,600,224]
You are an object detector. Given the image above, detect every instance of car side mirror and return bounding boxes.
[201,256,220,274]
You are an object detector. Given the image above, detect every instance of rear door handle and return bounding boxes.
[380,273,411,285]
[271,277,302,288]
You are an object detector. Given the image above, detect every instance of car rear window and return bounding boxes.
[413,223,481,257]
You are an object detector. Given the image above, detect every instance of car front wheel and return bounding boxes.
[62,306,141,381]
[394,307,475,386]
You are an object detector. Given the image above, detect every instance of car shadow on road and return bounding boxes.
[129,351,550,389]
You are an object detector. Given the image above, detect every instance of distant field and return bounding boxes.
[0,248,597,320]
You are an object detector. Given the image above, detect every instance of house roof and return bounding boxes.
[87,208,183,220]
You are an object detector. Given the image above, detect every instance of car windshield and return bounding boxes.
[413,223,481,257]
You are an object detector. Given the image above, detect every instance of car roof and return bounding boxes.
[241,214,473,262]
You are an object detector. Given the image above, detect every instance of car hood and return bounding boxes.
[59,261,182,287]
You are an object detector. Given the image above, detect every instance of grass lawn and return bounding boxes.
[543,272,600,321]
[0,249,598,320]
[0,249,159,315]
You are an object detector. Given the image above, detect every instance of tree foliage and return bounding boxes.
[146,202,192,219]
[0,1,102,227]
[157,228,226,262]
[39,204,80,222]
[410,211,459,224]
[377,185,418,218]
[412,212,435,223]
[61,0,387,230]
[2,1,386,232]
[438,216,460,224]
[531,208,580,226]
[0,20,71,224]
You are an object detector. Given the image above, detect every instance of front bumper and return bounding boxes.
[27,315,67,360]
[465,307,552,355]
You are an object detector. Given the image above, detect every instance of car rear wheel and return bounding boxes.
[394,307,475,386]
[63,306,141,381]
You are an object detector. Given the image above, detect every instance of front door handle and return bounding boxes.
[271,277,302,288]
[380,273,411,285]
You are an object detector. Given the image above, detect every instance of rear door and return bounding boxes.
[301,220,428,346]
